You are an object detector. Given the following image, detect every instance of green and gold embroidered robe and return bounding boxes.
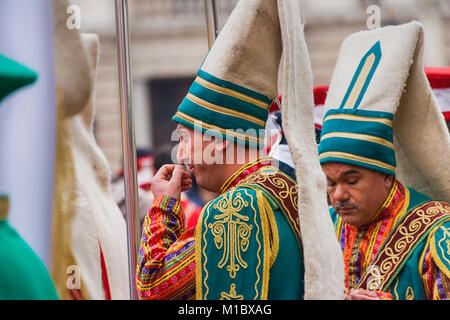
[195,158,304,300]
[331,180,450,299]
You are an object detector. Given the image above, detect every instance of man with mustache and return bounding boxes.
[319,22,450,300]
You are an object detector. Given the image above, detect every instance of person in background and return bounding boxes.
[111,148,155,227]
[0,54,59,299]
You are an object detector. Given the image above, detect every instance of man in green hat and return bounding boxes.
[136,0,345,300]
[319,22,450,300]
[0,54,59,299]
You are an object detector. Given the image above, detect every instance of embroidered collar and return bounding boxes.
[219,156,274,194]
[362,179,405,228]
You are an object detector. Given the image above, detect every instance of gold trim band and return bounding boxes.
[174,111,263,144]
[186,93,266,127]
[319,151,395,172]
[320,132,394,149]
[195,76,269,110]
[323,114,392,127]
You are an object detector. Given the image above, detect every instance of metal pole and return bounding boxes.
[204,0,218,48]
[114,0,140,300]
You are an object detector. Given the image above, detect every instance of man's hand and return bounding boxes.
[150,164,192,201]
[345,289,380,300]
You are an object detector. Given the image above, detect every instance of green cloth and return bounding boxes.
[266,196,304,299]
[385,188,449,300]
[330,187,450,300]
[0,54,37,102]
[318,108,396,176]
[0,220,59,300]
[196,185,303,300]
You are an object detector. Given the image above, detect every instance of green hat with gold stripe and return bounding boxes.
[172,0,281,148]
[318,41,397,176]
[318,108,396,176]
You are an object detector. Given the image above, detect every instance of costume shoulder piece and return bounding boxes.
[195,186,277,300]
[358,200,450,291]
[429,211,450,280]
[237,165,301,246]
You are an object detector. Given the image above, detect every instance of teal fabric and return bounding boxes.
[188,80,268,122]
[380,187,430,297]
[330,186,449,300]
[0,54,37,102]
[172,69,271,148]
[243,177,304,299]
[265,196,304,300]
[198,187,267,300]
[172,115,263,149]
[198,186,303,300]
[389,239,428,300]
[197,70,271,105]
[318,108,396,176]
[384,188,445,300]
[339,41,382,109]
[430,219,450,277]
[406,187,432,210]
[0,220,59,300]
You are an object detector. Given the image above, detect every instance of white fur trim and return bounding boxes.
[278,0,345,300]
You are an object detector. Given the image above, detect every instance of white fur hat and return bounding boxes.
[173,0,281,148]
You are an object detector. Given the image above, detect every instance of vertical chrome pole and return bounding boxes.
[204,0,218,48]
[114,0,140,300]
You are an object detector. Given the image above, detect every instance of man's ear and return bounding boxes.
[214,137,230,153]
[384,174,394,189]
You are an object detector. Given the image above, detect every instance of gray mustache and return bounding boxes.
[334,201,359,211]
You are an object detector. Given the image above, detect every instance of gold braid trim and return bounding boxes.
[195,204,209,300]
[357,201,450,291]
[429,219,450,280]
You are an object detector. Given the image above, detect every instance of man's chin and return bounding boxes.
[336,208,360,226]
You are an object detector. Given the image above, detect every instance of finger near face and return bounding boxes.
[157,164,176,179]
[182,171,191,178]
[181,185,192,192]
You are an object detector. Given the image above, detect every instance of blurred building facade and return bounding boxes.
[74,0,450,174]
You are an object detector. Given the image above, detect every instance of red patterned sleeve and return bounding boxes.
[375,291,394,300]
[136,195,196,300]
[421,246,450,300]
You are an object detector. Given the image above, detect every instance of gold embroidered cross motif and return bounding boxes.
[209,191,252,279]
[220,283,244,300]
[366,265,382,291]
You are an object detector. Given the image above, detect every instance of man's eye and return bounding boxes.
[327,182,336,188]
[347,179,358,185]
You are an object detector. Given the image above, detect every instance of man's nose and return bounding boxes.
[176,144,188,165]
[333,184,350,201]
